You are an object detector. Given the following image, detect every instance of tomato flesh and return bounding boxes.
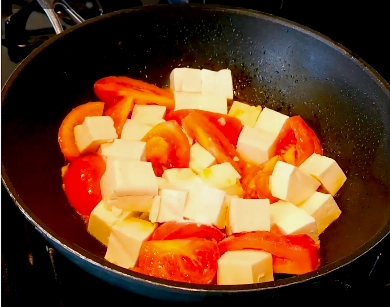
[103,96,134,137]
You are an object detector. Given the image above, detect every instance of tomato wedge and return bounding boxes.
[181,111,241,173]
[273,257,316,275]
[103,96,134,137]
[218,231,320,273]
[166,109,243,146]
[138,238,219,284]
[58,102,104,162]
[150,221,225,242]
[63,154,106,216]
[142,121,190,176]
[274,116,323,166]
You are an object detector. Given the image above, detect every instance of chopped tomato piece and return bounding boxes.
[58,102,104,161]
[273,256,317,275]
[166,109,243,146]
[274,116,323,166]
[138,238,219,284]
[94,76,174,109]
[142,121,190,175]
[150,221,225,242]
[218,231,320,273]
[63,154,106,216]
[181,111,241,173]
[103,96,134,137]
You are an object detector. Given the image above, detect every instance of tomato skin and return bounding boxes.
[63,154,106,216]
[150,221,225,242]
[138,238,219,284]
[166,109,243,146]
[274,116,323,166]
[273,256,316,275]
[103,96,134,137]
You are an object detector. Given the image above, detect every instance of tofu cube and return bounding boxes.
[183,182,227,228]
[98,139,146,162]
[270,161,321,205]
[170,68,202,92]
[120,119,152,141]
[270,201,319,242]
[299,192,342,234]
[216,69,234,100]
[228,101,262,127]
[148,189,188,223]
[87,200,133,246]
[104,217,157,269]
[228,198,271,234]
[189,143,216,174]
[174,92,203,110]
[217,250,274,285]
[130,105,167,127]
[74,116,117,154]
[199,93,228,114]
[236,126,276,165]
[111,205,140,219]
[199,162,241,189]
[299,153,347,196]
[162,168,203,191]
[254,107,289,137]
[100,159,158,211]
[201,69,218,95]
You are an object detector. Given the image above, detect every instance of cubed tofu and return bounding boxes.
[299,153,347,196]
[201,69,217,95]
[217,250,274,285]
[298,192,342,234]
[100,159,158,211]
[270,201,319,242]
[130,105,167,127]
[173,92,227,114]
[104,217,157,269]
[199,162,241,189]
[183,182,227,228]
[148,189,188,223]
[228,198,271,234]
[162,168,203,191]
[216,69,234,100]
[87,200,134,246]
[111,205,140,219]
[98,139,146,162]
[228,101,262,127]
[170,68,202,92]
[74,116,118,154]
[120,119,152,141]
[174,92,203,110]
[270,161,321,205]
[189,143,216,174]
[236,126,276,165]
[254,107,289,137]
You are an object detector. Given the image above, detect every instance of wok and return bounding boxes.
[2,4,390,302]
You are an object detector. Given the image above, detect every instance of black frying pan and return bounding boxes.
[2,4,390,302]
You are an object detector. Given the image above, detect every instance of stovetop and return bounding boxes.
[1,1,390,305]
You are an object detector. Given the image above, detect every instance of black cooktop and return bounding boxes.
[1,1,390,306]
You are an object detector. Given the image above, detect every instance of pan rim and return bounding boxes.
[2,3,390,295]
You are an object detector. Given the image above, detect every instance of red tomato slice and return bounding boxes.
[142,121,190,175]
[63,154,106,216]
[181,111,241,173]
[150,221,225,242]
[103,96,134,137]
[166,109,243,146]
[138,238,219,284]
[273,257,316,275]
[218,231,320,273]
[274,116,323,166]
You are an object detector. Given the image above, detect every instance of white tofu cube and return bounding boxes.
[120,119,152,141]
[104,217,157,269]
[130,105,167,127]
[170,68,202,92]
[87,200,133,246]
[74,116,117,154]
[189,143,216,174]
[270,161,321,205]
[183,182,227,228]
[270,201,319,242]
[201,69,218,95]
[148,189,188,223]
[236,126,276,165]
[299,192,342,234]
[199,93,228,114]
[100,159,158,211]
[216,69,234,100]
[299,153,347,196]
[217,250,274,285]
[253,107,289,138]
[148,195,161,223]
[228,198,271,234]
[98,139,146,162]
[228,101,262,127]
[173,92,203,110]
[111,205,140,219]
[162,168,203,191]
[199,162,241,189]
